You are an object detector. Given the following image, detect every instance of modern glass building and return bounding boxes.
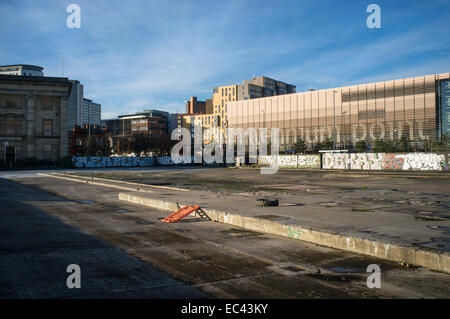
[438,78,450,138]
[228,73,450,150]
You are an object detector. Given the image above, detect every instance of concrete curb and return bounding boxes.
[56,172,189,192]
[38,173,155,193]
[119,192,450,274]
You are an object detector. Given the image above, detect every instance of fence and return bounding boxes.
[259,153,449,171]
[73,153,450,171]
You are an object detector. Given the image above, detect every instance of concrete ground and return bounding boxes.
[0,176,209,298]
[70,167,450,252]
[1,169,450,298]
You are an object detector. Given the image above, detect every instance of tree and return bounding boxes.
[383,140,395,153]
[293,137,307,154]
[355,140,367,153]
[131,132,151,155]
[429,133,449,153]
[372,138,385,153]
[396,136,410,153]
[320,137,334,150]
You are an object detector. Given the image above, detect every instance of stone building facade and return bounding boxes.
[0,75,72,166]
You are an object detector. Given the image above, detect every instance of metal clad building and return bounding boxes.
[228,73,450,150]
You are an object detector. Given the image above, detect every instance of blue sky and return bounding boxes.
[1,0,449,119]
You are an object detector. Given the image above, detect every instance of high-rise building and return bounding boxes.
[67,80,101,129]
[82,98,101,126]
[67,80,83,129]
[208,76,295,142]
[186,96,206,114]
[237,76,296,100]
[212,84,238,131]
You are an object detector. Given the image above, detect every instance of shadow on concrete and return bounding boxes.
[0,178,210,299]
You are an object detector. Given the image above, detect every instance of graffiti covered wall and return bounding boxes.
[298,155,321,168]
[350,153,384,170]
[322,153,349,169]
[72,156,155,168]
[383,153,448,171]
[277,155,298,168]
[72,156,199,168]
[258,155,320,168]
[323,153,449,171]
[74,153,449,171]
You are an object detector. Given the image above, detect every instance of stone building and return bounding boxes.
[0,75,72,166]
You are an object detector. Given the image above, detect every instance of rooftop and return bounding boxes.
[0,64,44,71]
[0,74,70,84]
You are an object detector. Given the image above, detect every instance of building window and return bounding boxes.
[222,88,224,96]
[5,99,16,108]
[0,117,22,136]
[43,120,53,136]
[41,97,53,110]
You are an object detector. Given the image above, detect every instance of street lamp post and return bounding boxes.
[87,121,91,156]
[342,110,347,150]
[333,90,337,150]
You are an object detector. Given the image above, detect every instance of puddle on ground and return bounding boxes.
[415,237,450,252]
[115,209,131,213]
[427,225,450,235]
[415,216,447,222]
[441,201,450,209]
[175,228,191,232]
[283,265,305,273]
[220,228,263,237]
[134,218,153,225]
[125,232,145,236]
[306,273,361,282]
[74,199,95,204]
[137,179,172,186]
[279,203,304,207]
[327,267,366,273]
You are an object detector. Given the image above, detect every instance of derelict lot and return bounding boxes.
[1,167,449,298]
